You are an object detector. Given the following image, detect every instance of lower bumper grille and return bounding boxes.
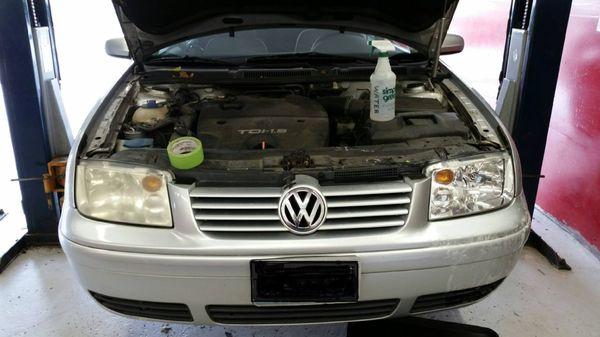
[207,299,400,324]
[410,279,504,313]
[90,291,193,322]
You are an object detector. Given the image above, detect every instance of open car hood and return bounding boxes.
[113,0,459,64]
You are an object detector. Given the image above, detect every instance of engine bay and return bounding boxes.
[116,80,473,155]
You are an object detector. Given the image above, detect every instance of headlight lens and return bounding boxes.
[427,153,515,220]
[75,161,172,227]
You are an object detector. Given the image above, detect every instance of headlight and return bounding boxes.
[426,153,515,220]
[75,161,172,227]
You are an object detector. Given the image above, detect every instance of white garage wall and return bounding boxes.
[50,0,131,135]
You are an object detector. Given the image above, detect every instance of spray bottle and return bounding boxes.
[369,40,397,122]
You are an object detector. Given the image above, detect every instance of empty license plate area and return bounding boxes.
[251,260,359,303]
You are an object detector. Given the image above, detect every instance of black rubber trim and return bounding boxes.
[90,291,193,322]
[207,299,399,324]
[410,279,504,313]
[348,316,500,337]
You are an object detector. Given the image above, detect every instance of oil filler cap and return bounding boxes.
[167,136,204,169]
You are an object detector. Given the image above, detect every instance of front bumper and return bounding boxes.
[61,230,526,324]
[60,191,530,325]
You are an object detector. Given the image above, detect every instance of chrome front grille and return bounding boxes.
[190,181,412,232]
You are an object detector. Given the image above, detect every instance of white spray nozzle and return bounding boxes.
[369,39,395,56]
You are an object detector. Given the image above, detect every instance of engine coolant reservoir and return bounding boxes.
[369,40,397,122]
[132,100,169,125]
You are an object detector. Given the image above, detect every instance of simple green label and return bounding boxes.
[382,87,396,102]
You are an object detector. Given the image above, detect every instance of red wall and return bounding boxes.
[447,0,600,249]
[536,0,600,249]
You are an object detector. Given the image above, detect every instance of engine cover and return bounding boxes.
[196,95,329,150]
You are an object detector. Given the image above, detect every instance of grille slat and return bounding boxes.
[210,308,393,321]
[207,299,399,324]
[327,206,408,219]
[198,222,287,232]
[321,218,406,230]
[410,279,504,313]
[328,195,410,208]
[323,183,412,197]
[197,217,406,232]
[194,210,280,221]
[90,292,193,322]
[190,180,411,233]
[192,199,278,209]
[190,187,281,198]
[95,297,189,311]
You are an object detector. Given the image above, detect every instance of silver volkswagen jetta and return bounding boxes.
[60,0,531,325]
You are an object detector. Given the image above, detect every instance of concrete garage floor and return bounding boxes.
[1,212,599,337]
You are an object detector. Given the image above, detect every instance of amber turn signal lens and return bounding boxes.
[434,169,455,185]
[142,175,163,192]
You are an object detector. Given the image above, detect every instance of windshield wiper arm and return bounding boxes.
[388,53,428,63]
[145,55,235,66]
[246,52,374,64]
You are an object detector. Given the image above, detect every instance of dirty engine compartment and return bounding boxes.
[119,80,470,149]
[83,77,501,183]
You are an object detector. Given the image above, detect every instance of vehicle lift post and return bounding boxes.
[498,0,573,270]
[0,0,65,272]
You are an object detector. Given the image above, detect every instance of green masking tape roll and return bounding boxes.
[167,136,204,169]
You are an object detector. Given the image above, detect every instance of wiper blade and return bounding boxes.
[388,53,428,63]
[246,52,374,64]
[144,55,235,66]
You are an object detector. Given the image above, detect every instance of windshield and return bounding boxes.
[151,28,418,61]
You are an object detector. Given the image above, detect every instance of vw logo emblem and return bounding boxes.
[278,185,327,235]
